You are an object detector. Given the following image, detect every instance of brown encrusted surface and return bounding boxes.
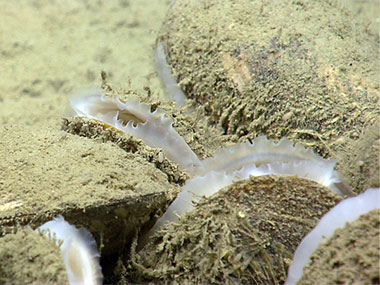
[299,209,380,284]
[129,175,342,284]
[159,0,380,160]
[0,228,68,284]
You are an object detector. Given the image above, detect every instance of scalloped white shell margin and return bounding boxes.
[65,87,201,174]
[37,215,103,285]
[148,136,344,238]
[196,136,342,193]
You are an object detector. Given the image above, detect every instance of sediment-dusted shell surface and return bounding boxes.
[0,124,181,261]
[0,228,68,284]
[62,116,189,185]
[286,187,380,284]
[337,119,380,194]
[158,0,380,158]
[298,209,380,285]
[148,136,347,236]
[130,175,342,284]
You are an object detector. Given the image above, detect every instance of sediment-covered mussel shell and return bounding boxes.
[65,87,201,174]
[0,227,69,284]
[337,119,380,195]
[147,135,349,237]
[157,0,380,160]
[286,188,380,285]
[0,124,180,268]
[130,175,342,284]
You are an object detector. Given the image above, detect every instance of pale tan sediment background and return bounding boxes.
[0,0,171,127]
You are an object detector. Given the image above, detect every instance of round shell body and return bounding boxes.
[298,209,379,284]
[158,0,380,160]
[286,188,380,284]
[131,175,342,284]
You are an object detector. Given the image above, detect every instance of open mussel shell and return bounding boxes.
[129,175,342,284]
[63,85,227,166]
[0,124,182,273]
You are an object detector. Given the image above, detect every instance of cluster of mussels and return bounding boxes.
[52,72,377,284]
[6,0,378,284]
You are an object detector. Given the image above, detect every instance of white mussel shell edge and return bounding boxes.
[285,188,380,285]
[65,87,202,174]
[37,215,103,285]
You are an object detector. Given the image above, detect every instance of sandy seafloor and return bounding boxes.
[0,0,171,127]
[0,0,379,284]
